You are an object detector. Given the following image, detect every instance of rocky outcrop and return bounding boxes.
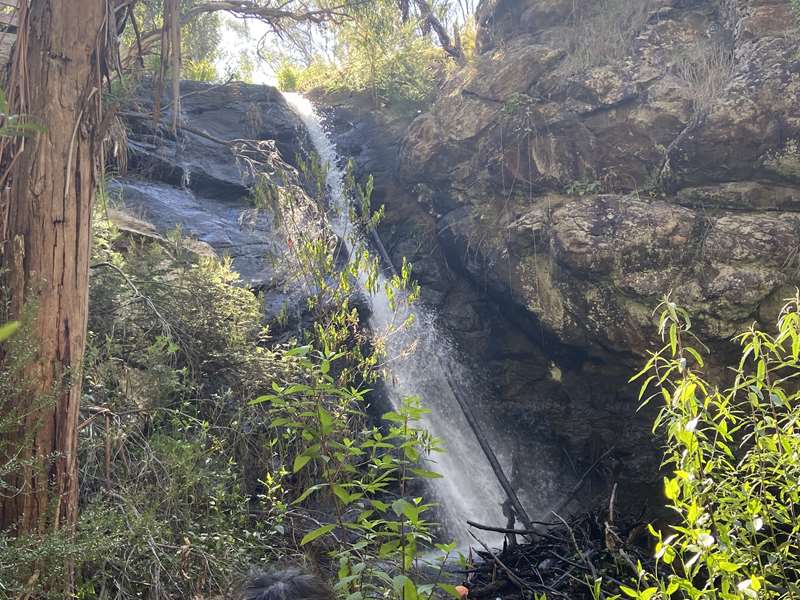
[117,81,322,324]
[401,0,800,355]
[126,80,309,197]
[322,0,800,513]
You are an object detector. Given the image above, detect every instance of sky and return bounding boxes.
[216,15,275,85]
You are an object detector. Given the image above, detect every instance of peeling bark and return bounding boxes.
[0,0,107,554]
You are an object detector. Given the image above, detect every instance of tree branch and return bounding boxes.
[123,0,353,66]
[412,0,464,62]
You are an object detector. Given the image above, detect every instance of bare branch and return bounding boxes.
[412,0,464,62]
[123,0,353,66]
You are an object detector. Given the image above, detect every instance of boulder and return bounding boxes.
[118,81,324,328]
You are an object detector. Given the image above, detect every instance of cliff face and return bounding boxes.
[117,81,323,328]
[401,0,800,356]
[323,0,800,512]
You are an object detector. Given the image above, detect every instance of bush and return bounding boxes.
[272,6,446,111]
[276,61,302,92]
[625,293,800,599]
[183,58,218,82]
[2,149,436,597]
[67,216,299,598]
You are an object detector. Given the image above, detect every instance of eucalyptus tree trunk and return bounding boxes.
[0,0,107,551]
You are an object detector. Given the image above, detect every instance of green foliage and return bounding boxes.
[276,60,302,92]
[183,58,218,82]
[2,116,434,599]
[565,179,604,197]
[247,156,443,597]
[254,367,453,598]
[121,0,222,80]
[4,213,305,598]
[275,3,446,110]
[627,292,800,599]
[0,321,19,342]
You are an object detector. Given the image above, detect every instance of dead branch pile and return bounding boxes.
[459,507,657,600]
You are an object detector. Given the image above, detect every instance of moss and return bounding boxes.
[764,138,800,181]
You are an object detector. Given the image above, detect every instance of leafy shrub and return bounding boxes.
[625,293,800,599]
[58,216,298,598]
[183,58,218,82]
[2,139,438,598]
[276,60,302,92]
[245,158,446,598]
[273,6,446,110]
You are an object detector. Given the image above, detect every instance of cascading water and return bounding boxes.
[283,93,509,546]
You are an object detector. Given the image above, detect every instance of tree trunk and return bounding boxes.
[0,0,106,548]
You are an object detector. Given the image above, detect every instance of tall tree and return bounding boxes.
[0,0,384,589]
[0,0,109,551]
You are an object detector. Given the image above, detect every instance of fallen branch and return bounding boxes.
[552,511,597,581]
[468,531,533,594]
[467,520,562,542]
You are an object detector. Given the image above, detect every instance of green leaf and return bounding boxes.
[437,584,463,599]
[640,588,658,600]
[318,407,334,433]
[392,575,417,600]
[379,539,401,557]
[0,321,20,343]
[293,484,325,505]
[285,345,312,357]
[619,585,638,598]
[664,476,680,501]
[669,323,678,355]
[249,394,280,405]
[392,498,421,523]
[665,580,679,595]
[300,524,336,545]
[382,411,405,423]
[284,383,313,395]
[293,454,312,473]
[332,484,353,505]
[409,468,443,479]
[685,346,705,367]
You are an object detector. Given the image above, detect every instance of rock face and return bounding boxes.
[126,80,309,197]
[323,0,800,513]
[117,81,321,324]
[401,0,800,355]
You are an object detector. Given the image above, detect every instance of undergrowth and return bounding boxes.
[0,152,445,598]
[618,293,800,600]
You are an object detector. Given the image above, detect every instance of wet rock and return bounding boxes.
[127,80,309,198]
[118,81,323,329]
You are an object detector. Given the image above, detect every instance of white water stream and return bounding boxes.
[284,93,509,546]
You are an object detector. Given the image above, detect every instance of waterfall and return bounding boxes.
[283,93,508,546]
